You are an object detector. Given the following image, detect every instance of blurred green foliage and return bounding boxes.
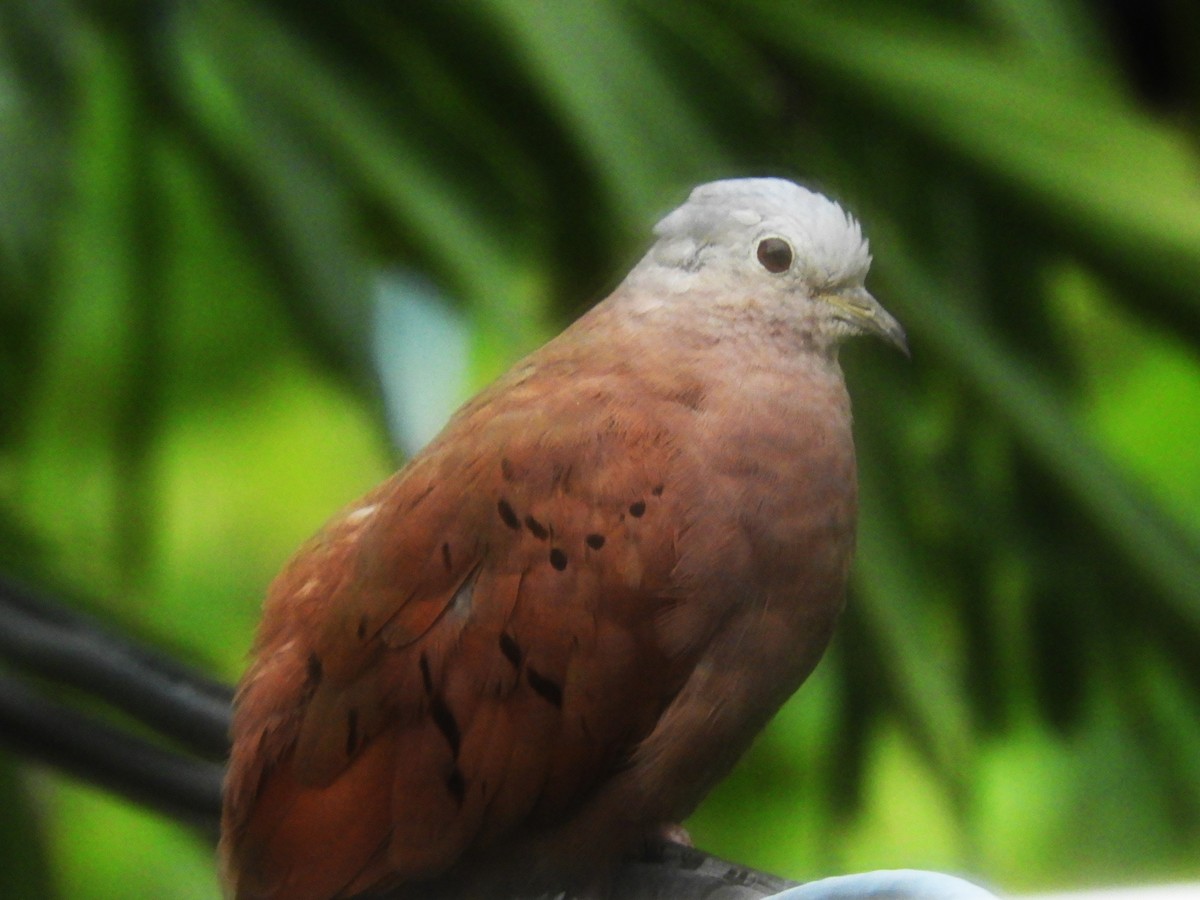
[2,1,1199,897]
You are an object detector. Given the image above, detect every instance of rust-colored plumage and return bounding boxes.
[221,178,906,899]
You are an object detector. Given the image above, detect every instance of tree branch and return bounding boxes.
[0,575,231,759]
[0,668,223,831]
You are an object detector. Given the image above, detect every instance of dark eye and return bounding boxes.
[756,237,793,274]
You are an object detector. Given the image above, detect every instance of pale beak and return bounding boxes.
[825,287,909,356]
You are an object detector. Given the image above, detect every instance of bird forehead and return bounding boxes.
[652,177,870,280]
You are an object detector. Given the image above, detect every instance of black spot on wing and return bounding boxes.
[524,515,549,540]
[526,667,564,708]
[497,498,521,530]
[499,632,523,668]
[629,500,646,518]
[549,548,568,571]
[585,533,606,550]
[430,695,461,757]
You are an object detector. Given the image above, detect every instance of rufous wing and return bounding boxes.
[221,375,704,899]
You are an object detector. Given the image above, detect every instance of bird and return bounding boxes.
[220,177,907,900]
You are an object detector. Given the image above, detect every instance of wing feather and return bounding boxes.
[223,370,709,899]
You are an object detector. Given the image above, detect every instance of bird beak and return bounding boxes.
[824,287,909,356]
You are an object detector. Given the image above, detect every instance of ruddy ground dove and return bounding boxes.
[220,177,907,899]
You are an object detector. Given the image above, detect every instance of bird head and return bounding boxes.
[630,177,908,355]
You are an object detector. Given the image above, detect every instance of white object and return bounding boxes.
[773,869,1000,898]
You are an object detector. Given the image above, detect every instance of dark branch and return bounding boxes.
[0,575,232,759]
[0,669,223,832]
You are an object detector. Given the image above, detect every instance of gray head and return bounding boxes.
[625,178,907,354]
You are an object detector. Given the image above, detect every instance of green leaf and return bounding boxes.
[478,0,727,230]
[877,216,1200,630]
[740,2,1200,332]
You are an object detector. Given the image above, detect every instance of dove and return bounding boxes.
[220,177,907,899]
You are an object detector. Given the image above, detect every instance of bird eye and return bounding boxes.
[756,237,793,274]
